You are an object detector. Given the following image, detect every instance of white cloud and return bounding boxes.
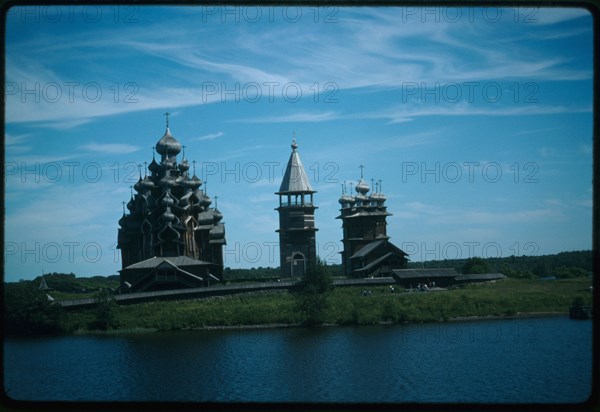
[399,201,562,225]
[538,147,557,158]
[81,143,141,154]
[363,103,590,124]
[534,8,591,25]
[193,131,224,141]
[236,111,340,123]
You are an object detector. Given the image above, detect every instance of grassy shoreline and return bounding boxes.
[56,277,592,334]
[68,312,572,336]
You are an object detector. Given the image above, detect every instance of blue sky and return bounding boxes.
[4,6,593,281]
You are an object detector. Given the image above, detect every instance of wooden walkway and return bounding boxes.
[58,277,397,309]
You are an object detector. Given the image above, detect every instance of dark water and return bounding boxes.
[3,317,592,403]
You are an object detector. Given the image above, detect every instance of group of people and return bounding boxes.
[360,282,436,296]
[412,281,435,292]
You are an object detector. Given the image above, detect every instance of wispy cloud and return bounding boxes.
[193,131,224,141]
[534,8,591,25]
[81,143,140,154]
[515,127,556,136]
[538,147,557,158]
[363,103,591,124]
[399,201,562,225]
[235,111,340,123]
[5,133,31,145]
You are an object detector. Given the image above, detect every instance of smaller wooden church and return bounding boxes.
[337,168,408,277]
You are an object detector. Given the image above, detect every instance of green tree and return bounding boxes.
[462,257,491,274]
[554,266,589,279]
[296,258,333,326]
[3,282,64,336]
[88,288,119,330]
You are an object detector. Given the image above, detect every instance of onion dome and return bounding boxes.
[355,178,370,194]
[373,191,386,206]
[368,190,382,204]
[161,207,175,223]
[374,180,386,205]
[355,192,368,206]
[155,127,182,156]
[213,208,223,223]
[148,158,160,174]
[192,189,203,204]
[133,177,143,192]
[342,194,355,207]
[161,193,175,208]
[201,191,212,207]
[162,157,174,169]
[118,214,128,227]
[190,174,202,190]
[178,158,190,172]
[139,175,154,191]
[126,196,136,212]
[181,176,196,190]
[338,193,355,207]
[159,174,176,188]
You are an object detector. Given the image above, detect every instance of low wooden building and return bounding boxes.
[391,268,459,288]
[454,273,507,284]
[120,256,220,293]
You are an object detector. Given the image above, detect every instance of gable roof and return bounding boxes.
[124,256,212,270]
[353,252,394,272]
[350,239,386,259]
[391,268,458,279]
[350,239,408,259]
[455,273,507,281]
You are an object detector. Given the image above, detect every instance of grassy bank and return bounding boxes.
[60,277,593,333]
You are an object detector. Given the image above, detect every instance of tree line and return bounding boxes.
[407,250,592,279]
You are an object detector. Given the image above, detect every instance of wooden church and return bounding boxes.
[337,168,408,277]
[117,115,226,293]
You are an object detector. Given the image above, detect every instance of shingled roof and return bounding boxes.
[391,268,458,279]
[124,256,212,270]
[277,139,314,194]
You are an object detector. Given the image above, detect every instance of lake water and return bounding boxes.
[3,317,592,404]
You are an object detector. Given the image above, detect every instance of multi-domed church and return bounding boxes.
[117,116,226,293]
[337,168,408,277]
